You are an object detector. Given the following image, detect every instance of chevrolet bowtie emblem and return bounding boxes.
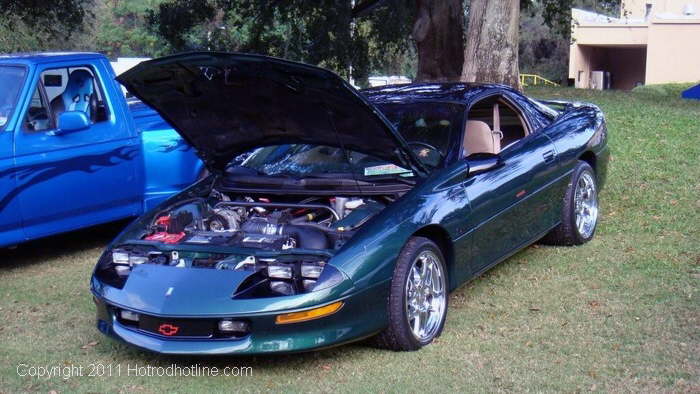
[158,323,179,336]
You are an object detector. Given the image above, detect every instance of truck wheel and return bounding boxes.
[374,237,448,351]
[542,161,599,245]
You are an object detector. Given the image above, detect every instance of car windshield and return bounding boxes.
[233,101,465,178]
[0,66,27,130]
[238,144,403,178]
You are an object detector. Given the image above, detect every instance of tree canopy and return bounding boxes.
[0,0,93,52]
[0,0,623,84]
[143,0,417,84]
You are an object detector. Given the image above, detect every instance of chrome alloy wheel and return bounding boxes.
[404,250,447,342]
[574,171,598,239]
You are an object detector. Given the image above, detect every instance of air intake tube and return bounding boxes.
[241,219,329,250]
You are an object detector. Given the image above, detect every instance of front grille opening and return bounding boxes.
[114,308,250,339]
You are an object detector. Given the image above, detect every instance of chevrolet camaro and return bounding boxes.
[91,52,609,354]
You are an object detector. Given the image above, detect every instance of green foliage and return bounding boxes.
[522,0,620,38]
[145,0,216,51]
[519,2,570,83]
[0,0,93,37]
[92,0,170,57]
[144,0,418,84]
[631,83,699,99]
[0,19,51,53]
[0,0,93,53]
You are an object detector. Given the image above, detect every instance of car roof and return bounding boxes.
[0,52,106,66]
[362,82,516,104]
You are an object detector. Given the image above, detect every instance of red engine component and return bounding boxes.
[154,215,171,232]
[145,232,186,244]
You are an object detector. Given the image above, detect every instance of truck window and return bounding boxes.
[23,84,52,132]
[0,65,26,130]
[24,65,111,133]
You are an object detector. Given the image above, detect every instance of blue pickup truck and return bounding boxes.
[0,52,204,248]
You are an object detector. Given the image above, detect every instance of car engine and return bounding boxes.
[98,188,393,295]
[140,188,387,252]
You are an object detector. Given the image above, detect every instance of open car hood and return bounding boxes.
[117,52,425,174]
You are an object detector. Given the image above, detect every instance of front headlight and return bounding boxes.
[267,263,293,279]
[108,247,166,277]
[300,261,325,279]
[264,260,328,292]
[231,257,344,298]
[112,251,130,265]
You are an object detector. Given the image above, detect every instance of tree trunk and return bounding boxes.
[412,0,464,82]
[461,0,521,89]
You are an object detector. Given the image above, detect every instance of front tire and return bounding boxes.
[374,237,448,351]
[543,161,599,245]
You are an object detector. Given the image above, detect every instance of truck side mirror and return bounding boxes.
[465,152,502,176]
[53,111,90,135]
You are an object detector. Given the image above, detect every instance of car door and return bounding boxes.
[462,93,557,274]
[13,62,141,240]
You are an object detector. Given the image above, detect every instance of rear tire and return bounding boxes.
[542,161,599,245]
[374,237,448,351]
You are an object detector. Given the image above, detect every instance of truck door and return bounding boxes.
[13,62,141,240]
[0,65,27,246]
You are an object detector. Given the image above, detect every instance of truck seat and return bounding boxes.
[50,70,95,121]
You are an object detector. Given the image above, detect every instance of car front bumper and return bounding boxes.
[92,280,389,355]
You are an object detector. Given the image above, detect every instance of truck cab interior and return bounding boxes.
[24,67,110,132]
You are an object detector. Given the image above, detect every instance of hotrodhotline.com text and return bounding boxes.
[17,363,253,380]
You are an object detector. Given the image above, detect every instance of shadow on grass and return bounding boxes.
[104,339,376,372]
[0,219,132,270]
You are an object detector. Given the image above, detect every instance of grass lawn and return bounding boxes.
[1,86,698,393]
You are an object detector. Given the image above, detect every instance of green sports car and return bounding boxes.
[91,52,609,354]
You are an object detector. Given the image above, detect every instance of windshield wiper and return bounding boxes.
[360,174,416,185]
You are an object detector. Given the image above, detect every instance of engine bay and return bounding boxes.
[140,187,389,252]
[98,187,394,296]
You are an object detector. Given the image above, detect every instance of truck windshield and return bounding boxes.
[0,66,27,130]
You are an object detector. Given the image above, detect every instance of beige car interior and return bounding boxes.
[463,96,530,157]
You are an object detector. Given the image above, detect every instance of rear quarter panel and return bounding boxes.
[543,104,609,185]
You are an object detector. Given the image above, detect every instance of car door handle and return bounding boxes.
[542,150,556,163]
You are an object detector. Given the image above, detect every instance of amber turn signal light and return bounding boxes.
[275,301,344,324]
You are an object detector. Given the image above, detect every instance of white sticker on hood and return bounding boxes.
[364,164,413,177]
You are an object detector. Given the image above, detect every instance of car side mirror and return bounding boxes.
[466,152,502,176]
[52,111,90,135]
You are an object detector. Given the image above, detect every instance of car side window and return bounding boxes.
[463,95,530,156]
[377,101,465,168]
[24,66,111,133]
